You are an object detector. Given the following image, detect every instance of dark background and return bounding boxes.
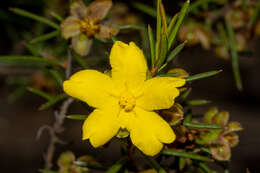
[0,0,259,172]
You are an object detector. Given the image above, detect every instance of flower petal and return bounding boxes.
[70,0,87,19]
[87,0,112,21]
[126,108,175,156]
[63,70,117,108]
[72,34,93,56]
[136,77,185,111]
[96,23,119,39]
[82,106,120,147]
[110,41,147,91]
[61,16,80,39]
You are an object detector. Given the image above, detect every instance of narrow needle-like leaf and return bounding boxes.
[167,13,179,35]
[31,30,59,44]
[225,19,243,90]
[198,162,213,173]
[49,69,64,86]
[27,87,53,101]
[186,99,211,106]
[39,94,67,110]
[0,56,62,67]
[74,161,107,171]
[72,50,88,69]
[162,149,212,162]
[183,122,222,129]
[132,2,171,22]
[166,41,187,63]
[119,25,143,30]
[10,8,59,29]
[176,88,191,103]
[66,115,87,120]
[105,157,127,173]
[249,0,260,27]
[143,155,167,173]
[50,11,63,22]
[157,73,179,77]
[185,70,222,82]
[155,0,162,62]
[148,25,155,67]
[168,0,190,49]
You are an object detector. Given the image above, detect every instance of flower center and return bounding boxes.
[119,92,136,112]
[79,17,100,37]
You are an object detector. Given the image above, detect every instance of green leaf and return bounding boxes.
[132,2,157,18]
[168,0,190,49]
[157,73,179,77]
[148,25,156,67]
[119,25,143,30]
[183,122,222,129]
[31,30,59,44]
[27,87,53,100]
[50,11,63,22]
[249,0,260,27]
[105,157,127,173]
[155,0,162,62]
[72,50,88,69]
[10,8,59,29]
[25,43,40,56]
[185,70,222,82]
[176,88,191,103]
[167,13,179,35]
[189,0,220,13]
[186,99,211,106]
[110,34,117,43]
[132,2,171,22]
[66,114,87,120]
[216,22,228,48]
[183,111,192,124]
[49,69,64,86]
[179,157,186,170]
[0,56,62,67]
[166,41,186,63]
[198,162,213,173]
[143,155,167,173]
[225,19,243,91]
[241,0,248,12]
[74,160,107,171]
[156,29,168,68]
[39,94,67,110]
[162,149,212,162]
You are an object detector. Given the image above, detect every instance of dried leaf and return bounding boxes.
[61,16,80,39]
[87,0,112,21]
[72,34,93,56]
[70,0,87,19]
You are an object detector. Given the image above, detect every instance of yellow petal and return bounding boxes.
[61,16,80,39]
[82,105,120,147]
[63,70,117,109]
[127,108,175,156]
[110,41,147,91]
[137,77,185,111]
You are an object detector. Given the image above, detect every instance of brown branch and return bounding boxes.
[37,47,74,169]
[43,97,74,169]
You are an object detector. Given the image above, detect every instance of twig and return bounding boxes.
[37,47,74,169]
[66,48,72,79]
[40,97,74,169]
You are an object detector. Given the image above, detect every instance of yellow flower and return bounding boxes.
[63,41,185,156]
